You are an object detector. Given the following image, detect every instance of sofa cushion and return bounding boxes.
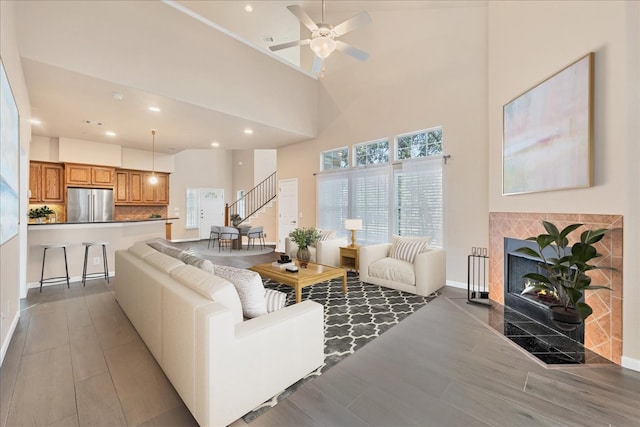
[390,239,426,263]
[147,240,186,260]
[214,265,267,318]
[368,257,416,286]
[181,252,215,274]
[144,252,185,274]
[129,241,159,259]
[170,265,243,324]
[265,289,287,313]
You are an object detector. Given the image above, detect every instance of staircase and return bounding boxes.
[225,172,276,226]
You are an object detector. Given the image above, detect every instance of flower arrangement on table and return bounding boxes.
[230,213,242,226]
[288,227,321,267]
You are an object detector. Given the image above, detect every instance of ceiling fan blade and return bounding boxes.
[311,56,323,74]
[287,5,319,32]
[269,39,310,52]
[333,11,372,37]
[335,41,370,62]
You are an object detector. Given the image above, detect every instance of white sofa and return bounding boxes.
[115,241,324,427]
[359,243,446,297]
[285,236,348,267]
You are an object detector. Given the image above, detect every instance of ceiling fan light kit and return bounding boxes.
[269,1,371,72]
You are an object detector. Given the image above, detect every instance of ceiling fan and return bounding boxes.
[269,0,372,73]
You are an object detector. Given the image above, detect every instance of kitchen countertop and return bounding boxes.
[28,217,178,229]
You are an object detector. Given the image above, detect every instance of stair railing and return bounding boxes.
[225,171,277,226]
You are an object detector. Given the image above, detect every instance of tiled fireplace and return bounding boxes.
[489,212,623,364]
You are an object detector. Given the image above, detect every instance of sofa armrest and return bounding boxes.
[359,243,392,283]
[414,247,446,296]
[315,238,348,267]
[196,300,324,426]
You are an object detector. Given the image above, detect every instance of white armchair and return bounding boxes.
[285,236,348,267]
[360,242,446,297]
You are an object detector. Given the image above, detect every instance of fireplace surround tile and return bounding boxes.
[489,212,623,364]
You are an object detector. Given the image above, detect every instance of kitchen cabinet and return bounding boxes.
[143,172,169,205]
[65,163,114,187]
[29,162,64,203]
[115,170,144,204]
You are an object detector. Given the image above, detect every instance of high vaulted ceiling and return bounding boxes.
[13,1,475,154]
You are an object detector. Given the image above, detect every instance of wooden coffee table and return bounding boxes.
[250,261,347,303]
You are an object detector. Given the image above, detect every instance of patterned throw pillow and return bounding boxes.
[389,237,429,263]
[265,289,286,312]
[318,230,337,241]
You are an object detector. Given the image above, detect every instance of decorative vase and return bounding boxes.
[549,305,581,331]
[35,217,43,224]
[296,247,311,268]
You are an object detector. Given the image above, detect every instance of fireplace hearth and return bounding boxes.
[504,237,584,343]
[489,212,623,364]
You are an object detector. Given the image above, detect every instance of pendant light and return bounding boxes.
[149,130,158,185]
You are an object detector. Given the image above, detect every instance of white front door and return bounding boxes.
[278,178,298,252]
[199,188,224,239]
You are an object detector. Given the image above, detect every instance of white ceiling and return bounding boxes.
[13,0,475,154]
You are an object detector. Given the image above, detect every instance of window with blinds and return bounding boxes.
[317,127,444,247]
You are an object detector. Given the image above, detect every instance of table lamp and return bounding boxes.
[344,219,363,247]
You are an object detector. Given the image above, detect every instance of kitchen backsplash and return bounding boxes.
[114,205,168,220]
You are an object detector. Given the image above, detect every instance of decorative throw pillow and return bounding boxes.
[265,289,287,312]
[318,230,337,241]
[214,265,267,318]
[180,253,215,274]
[390,237,429,263]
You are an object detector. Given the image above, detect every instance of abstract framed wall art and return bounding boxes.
[0,58,20,245]
[503,52,594,195]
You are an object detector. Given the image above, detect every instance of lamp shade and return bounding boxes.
[310,36,337,59]
[344,219,363,230]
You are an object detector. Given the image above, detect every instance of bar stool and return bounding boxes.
[82,241,110,286]
[39,243,70,292]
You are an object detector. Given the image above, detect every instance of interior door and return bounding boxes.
[277,178,298,252]
[199,188,224,239]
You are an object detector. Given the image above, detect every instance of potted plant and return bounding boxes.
[230,213,242,226]
[288,227,321,267]
[28,205,55,223]
[516,221,613,325]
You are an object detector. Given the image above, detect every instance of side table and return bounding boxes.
[339,246,360,273]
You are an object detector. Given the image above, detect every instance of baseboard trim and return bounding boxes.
[621,356,640,372]
[446,280,467,290]
[0,311,20,366]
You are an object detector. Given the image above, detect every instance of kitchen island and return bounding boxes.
[26,218,176,291]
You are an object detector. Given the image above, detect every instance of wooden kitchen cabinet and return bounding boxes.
[29,162,64,203]
[65,163,114,187]
[143,172,169,205]
[145,173,169,204]
[115,170,146,205]
[115,171,128,203]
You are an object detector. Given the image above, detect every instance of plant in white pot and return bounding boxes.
[516,221,613,325]
[288,227,320,268]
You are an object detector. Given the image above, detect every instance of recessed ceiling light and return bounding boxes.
[148,106,161,112]
[244,4,253,12]
[112,91,124,100]
[30,118,42,125]
[105,131,117,137]
[244,128,253,135]
[211,142,220,148]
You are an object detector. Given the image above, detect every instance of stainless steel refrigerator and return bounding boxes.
[67,188,114,222]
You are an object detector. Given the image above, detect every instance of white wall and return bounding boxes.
[487,1,639,369]
[59,137,121,166]
[278,4,489,287]
[170,149,233,241]
[0,0,31,364]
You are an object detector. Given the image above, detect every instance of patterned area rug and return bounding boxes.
[242,273,438,422]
